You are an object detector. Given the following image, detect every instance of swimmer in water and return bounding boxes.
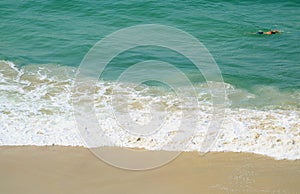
[256,30,281,35]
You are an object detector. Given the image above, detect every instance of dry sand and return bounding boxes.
[1,146,300,194]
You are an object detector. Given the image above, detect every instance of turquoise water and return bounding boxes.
[1,1,300,158]
[0,0,299,107]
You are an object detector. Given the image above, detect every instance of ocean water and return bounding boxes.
[0,0,299,159]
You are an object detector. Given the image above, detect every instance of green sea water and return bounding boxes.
[1,1,300,159]
[0,0,299,108]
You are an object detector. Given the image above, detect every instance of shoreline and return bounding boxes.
[1,60,300,161]
[1,146,300,194]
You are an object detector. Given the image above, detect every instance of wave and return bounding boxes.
[0,60,299,160]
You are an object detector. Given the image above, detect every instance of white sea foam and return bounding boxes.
[0,61,299,160]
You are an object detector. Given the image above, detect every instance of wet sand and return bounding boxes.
[1,146,300,194]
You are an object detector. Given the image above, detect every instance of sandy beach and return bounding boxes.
[1,146,300,194]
